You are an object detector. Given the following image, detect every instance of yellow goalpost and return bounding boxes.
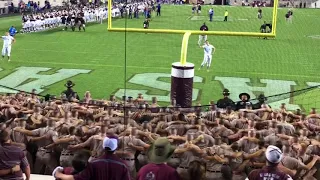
[107,0,279,65]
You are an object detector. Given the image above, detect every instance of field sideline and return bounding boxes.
[0,5,320,110]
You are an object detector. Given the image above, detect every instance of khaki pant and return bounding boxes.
[177,167,189,180]
[232,173,246,180]
[122,159,136,179]
[206,171,223,180]
[137,154,148,167]
[34,149,57,175]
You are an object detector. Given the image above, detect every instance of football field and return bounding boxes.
[0,5,320,111]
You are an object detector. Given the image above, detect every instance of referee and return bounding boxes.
[198,22,208,46]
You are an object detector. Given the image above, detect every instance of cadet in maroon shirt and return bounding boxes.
[137,137,180,180]
[53,136,130,180]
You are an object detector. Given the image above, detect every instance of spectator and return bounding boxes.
[137,137,180,180]
[0,130,31,180]
[53,136,131,180]
[247,145,293,180]
[188,160,206,180]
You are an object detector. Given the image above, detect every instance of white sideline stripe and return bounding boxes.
[171,68,194,78]
[9,60,320,79]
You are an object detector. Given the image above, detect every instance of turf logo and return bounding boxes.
[215,77,300,110]
[114,73,203,102]
[0,67,91,93]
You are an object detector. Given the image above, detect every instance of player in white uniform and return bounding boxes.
[2,32,15,61]
[199,40,215,72]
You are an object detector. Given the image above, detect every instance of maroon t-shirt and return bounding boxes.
[248,166,292,180]
[137,163,180,180]
[73,154,130,180]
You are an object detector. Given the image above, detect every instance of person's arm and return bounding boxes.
[55,172,75,180]
[128,142,144,152]
[243,149,264,159]
[30,135,48,142]
[24,166,30,180]
[205,154,228,163]
[174,147,189,154]
[302,155,319,170]
[69,136,93,150]
[0,165,20,176]
[20,151,30,180]
[14,127,37,136]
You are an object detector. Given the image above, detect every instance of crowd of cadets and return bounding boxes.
[20,6,110,33]
[117,0,158,19]
[0,85,320,180]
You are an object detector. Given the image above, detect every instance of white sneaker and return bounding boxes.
[8,59,10,62]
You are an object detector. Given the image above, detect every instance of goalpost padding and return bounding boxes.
[171,62,195,107]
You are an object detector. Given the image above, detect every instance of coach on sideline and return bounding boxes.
[53,136,130,180]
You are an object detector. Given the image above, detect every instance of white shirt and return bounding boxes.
[2,35,14,48]
[203,44,214,55]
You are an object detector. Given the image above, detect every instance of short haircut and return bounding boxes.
[0,130,10,144]
[188,160,206,180]
[72,150,91,174]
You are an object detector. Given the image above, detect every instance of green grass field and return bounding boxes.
[0,5,320,111]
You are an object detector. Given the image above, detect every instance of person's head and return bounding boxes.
[18,119,27,127]
[178,113,185,121]
[282,144,291,154]
[300,128,308,137]
[298,143,308,155]
[69,126,77,135]
[71,150,91,174]
[188,160,206,180]
[0,130,11,144]
[47,119,55,127]
[265,145,283,167]
[147,137,175,164]
[205,40,209,45]
[187,133,194,141]
[223,89,230,97]
[100,125,107,134]
[231,142,240,151]
[168,128,177,135]
[276,125,283,134]
[221,165,233,180]
[103,137,118,154]
[130,127,138,136]
[248,129,256,138]
[34,104,41,113]
[5,32,9,36]
[64,111,71,119]
[239,93,250,101]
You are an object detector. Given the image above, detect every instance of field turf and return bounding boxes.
[0,5,320,111]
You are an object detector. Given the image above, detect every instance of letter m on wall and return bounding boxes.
[0,67,91,93]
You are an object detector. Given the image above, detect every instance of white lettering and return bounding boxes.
[0,67,91,93]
